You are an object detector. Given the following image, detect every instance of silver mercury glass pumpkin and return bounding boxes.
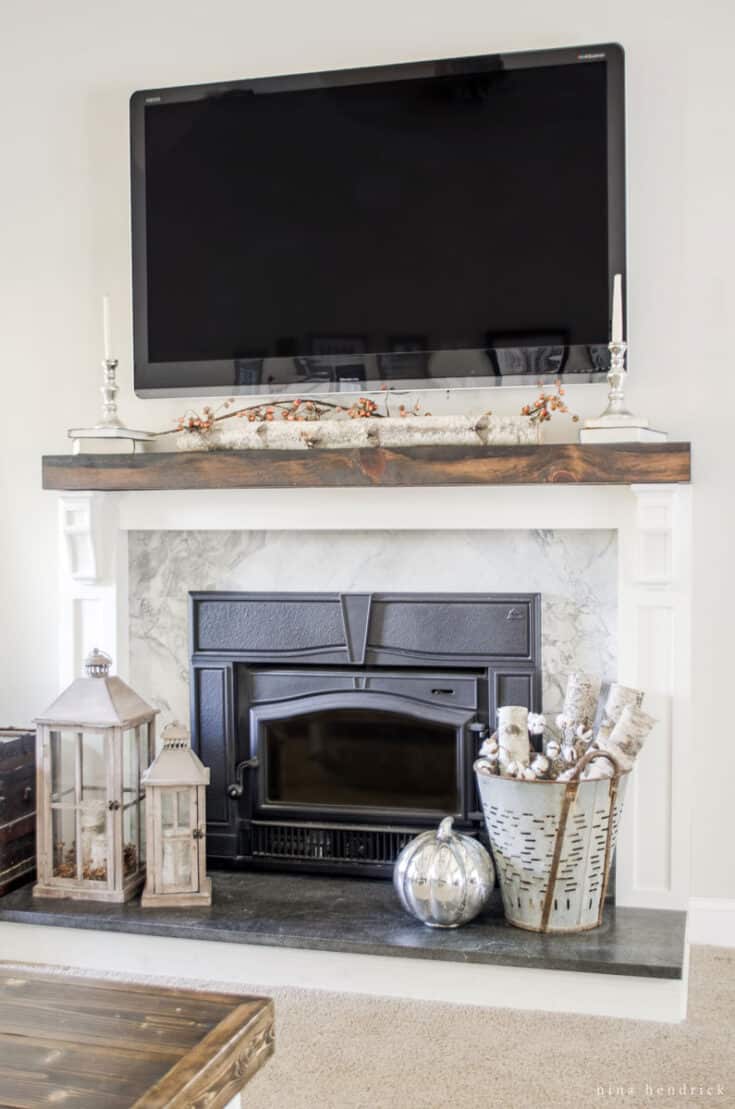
[393,816,495,928]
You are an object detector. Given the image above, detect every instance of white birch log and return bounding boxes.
[562,672,601,730]
[310,420,377,449]
[497,705,530,768]
[376,415,481,448]
[166,413,541,453]
[596,683,645,743]
[476,414,541,445]
[597,703,657,771]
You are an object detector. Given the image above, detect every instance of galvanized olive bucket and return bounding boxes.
[475,750,627,933]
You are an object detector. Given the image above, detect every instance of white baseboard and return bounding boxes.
[0,922,688,1023]
[688,898,735,947]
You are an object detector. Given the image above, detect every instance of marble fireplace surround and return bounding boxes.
[53,482,692,914]
[13,481,691,1021]
[129,529,616,742]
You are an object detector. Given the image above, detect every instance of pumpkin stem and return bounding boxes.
[437,816,454,841]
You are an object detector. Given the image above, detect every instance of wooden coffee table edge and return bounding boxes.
[133,998,275,1109]
[0,962,267,1009]
[1,964,275,1108]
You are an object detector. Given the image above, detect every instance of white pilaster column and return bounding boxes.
[58,492,129,684]
[616,484,692,909]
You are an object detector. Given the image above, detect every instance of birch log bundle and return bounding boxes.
[483,671,656,782]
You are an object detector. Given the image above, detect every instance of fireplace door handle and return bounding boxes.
[469,721,489,743]
[227,757,260,799]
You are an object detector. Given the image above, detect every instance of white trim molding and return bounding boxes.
[55,482,693,912]
[57,492,128,690]
[0,923,689,1023]
[688,899,735,948]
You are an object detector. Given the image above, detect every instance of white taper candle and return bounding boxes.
[611,274,623,344]
[102,295,112,361]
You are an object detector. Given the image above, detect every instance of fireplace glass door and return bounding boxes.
[254,702,464,819]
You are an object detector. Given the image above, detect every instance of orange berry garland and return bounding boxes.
[175,389,495,437]
[521,380,579,424]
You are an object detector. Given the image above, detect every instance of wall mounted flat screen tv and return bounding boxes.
[130,43,625,396]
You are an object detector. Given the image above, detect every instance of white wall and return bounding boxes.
[1,1,733,901]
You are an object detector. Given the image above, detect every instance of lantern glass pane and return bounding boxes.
[177,791,191,828]
[140,795,147,867]
[52,806,77,879]
[80,802,108,881]
[140,723,153,772]
[136,725,150,868]
[160,790,174,830]
[160,789,192,833]
[122,728,139,804]
[80,732,106,803]
[50,730,79,804]
[159,788,195,892]
[161,833,193,891]
[123,801,140,878]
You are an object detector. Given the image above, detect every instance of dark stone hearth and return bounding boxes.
[0,873,686,980]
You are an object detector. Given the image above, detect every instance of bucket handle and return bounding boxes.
[539,748,623,932]
[570,748,622,781]
[569,748,624,926]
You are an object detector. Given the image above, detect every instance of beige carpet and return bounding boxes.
[11,947,733,1108]
[240,946,735,1109]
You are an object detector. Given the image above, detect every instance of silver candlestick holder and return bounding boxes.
[69,358,153,454]
[583,340,648,430]
[99,357,124,428]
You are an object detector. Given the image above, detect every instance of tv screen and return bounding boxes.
[131,44,625,396]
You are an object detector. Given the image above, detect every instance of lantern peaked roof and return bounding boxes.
[35,649,157,727]
[143,723,210,787]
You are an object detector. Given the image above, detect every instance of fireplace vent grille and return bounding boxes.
[250,821,423,868]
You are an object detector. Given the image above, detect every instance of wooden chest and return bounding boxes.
[0,730,35,895]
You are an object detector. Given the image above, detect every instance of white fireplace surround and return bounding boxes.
[56,481,692,914]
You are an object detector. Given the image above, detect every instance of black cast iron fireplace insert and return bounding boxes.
[190,592,541,877]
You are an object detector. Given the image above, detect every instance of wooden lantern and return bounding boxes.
[34,648,156,903]
[141,723,212,907]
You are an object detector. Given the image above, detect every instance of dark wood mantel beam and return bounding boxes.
[42,442,691,492]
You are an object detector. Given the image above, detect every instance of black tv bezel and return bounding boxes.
[130,42,626,398]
